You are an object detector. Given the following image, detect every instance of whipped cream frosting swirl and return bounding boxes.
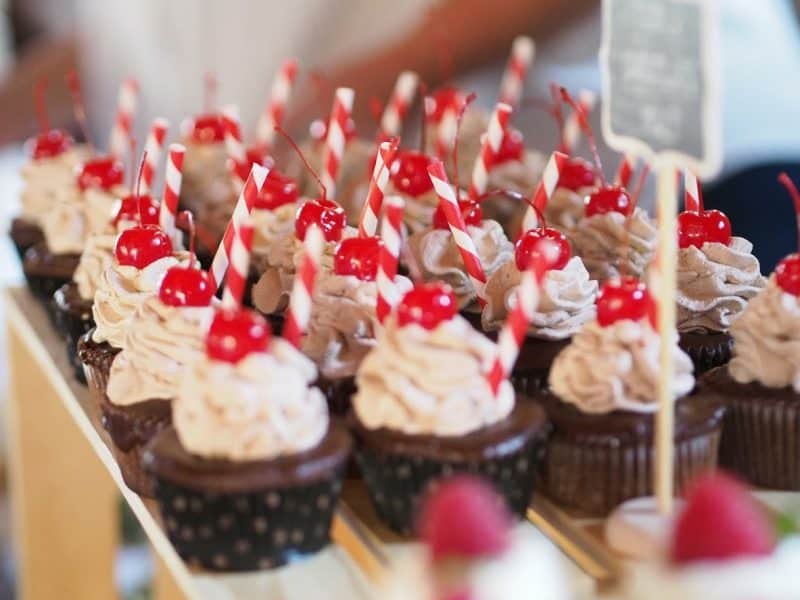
[482,256,598,340]
[354,314,514,436]
[74,234,116,300]
[677,237,766,333]
[303,272,413,379]
[92,252,190,348]
[570,207,658,282]
[107,297,215,405]
[544,186,595,233]
[174,339,329,462]
[407,220,514,309]
[729,276,800,391]
[19,147,88,223]
[549,320,695,414]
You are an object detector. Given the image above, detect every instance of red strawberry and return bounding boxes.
[418,476,511,563]
[670,472,775,565]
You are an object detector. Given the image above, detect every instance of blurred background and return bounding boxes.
[1,0,800,597]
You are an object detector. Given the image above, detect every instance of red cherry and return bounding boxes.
[114,225,174,269]
[677,210,732,249]
[334,237,383,281]
[515,228,571,271]
[206,308,271,363]
[776,253,800,295]
[77,156,125,192]
[418,476,510,563]
[255,169,299,211]
[596,276,652,326]
[112,194,160,228]
[701,209,732,245]
[558,157,597,192]
[585,185,633,217]
[493,128,524,166]
[432,199,483,230]
[295,197,346,242]
[159,265,214,307]
[426,86,463,123]
[30,129,73,159]
[390,150,434,197]
[191,114,225,143]
[396,282,457,330]
[671,473,775,565]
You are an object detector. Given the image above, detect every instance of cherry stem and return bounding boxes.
[66,69,95,154]
[178,210,197,269]
[560,87,605,186]
[550,83,566,146]
[274,125,327,201]
[368,96,384,129]
[451,92,477,192]
[778,172,800,251]
[128,136,137,191]
[34,79,50,133]
[631,163,651,210]
[203,72,217,114]
[134,149,147,227]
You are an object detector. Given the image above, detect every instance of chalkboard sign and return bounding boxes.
[600,0,721,177]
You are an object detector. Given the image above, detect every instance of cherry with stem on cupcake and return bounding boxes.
[159,211,214,307]
[189,73,225,144]
[677,170,731,249]
[514,205,572,272]
[30,79,73,159]
[775,173,800,295]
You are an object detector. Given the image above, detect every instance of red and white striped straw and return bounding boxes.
[683,168,702,212]
[320,87,355,200]
[376,196,405,323]
[427,159,488,306]
[159,143,185,242]
[221,104,247,184]
[614,153,637,189]
[380,71,419,138]
[256,58,299,148]
[221,219,255,309]
[468,102,513,199]
[109,78,140,159]
[498,36,535,109]
[521,151,569,231]
[484,245,551,395]
[209,164,270,292]
[559,89,597,155]
[283,225,324,349]
[435,107,458,159]
[140,118,169,194]
[358,139,400,238]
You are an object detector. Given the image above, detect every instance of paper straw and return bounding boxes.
[221,104,247,184]
[683,168,702,212]
[109,78,139,159]
[559,89,597,155]
[615,153,637,189]
[256,58,299,148]
[320,87,355,200]
[498,36,535,109]
[380,71,419,138]
[358,139,399,237]
[159,143,185,243]
[140,118,169,194]
[427,159,487,306]
[468,102,512,199]
[376,196,405,323]
[435,107,458,159]
[209,164,270,292]
[221,219,254,309]
[283,225,324,348]
[521,151,569,231]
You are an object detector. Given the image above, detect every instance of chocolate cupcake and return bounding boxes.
[701,273,800,489]
[541,278,724,516]
[351,283,548,534]
[144,308,351,571]
[676,237,765,374]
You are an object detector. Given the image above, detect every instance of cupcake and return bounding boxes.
[540,277,724,516]
[383,477,575,600]
[541,157,597,234]
[624,472,800,599]
[351,282,548,534]
[386,149,441,233]
[143,306,352,571]
[675,205,766,373]
[482,226,597,394]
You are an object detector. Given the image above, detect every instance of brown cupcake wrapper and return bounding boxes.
[719,395,800,490]
[542,427,721,517]
[678,332,734,375]
[315,375,356,417]
[53,293,94,384]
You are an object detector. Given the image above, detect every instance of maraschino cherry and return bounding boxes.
[159,212,214,307]
[255,169,299,211]
[390,149,435,197]
[396,282,457,330]
[432,197,482,230]
[206,308,271,364]
[114,151,173,269]
[559,157,597,192]
[595,276,653,327]
[677,174,731,249]
[426,86,464,123]
[773,173,800,295]
[77,155,125,192]
[112,194,160,228]
[334,237,383,281]
[515,226,571,271]
[29,80,73,159]
[189,74,225,143]
[493,127,524,166]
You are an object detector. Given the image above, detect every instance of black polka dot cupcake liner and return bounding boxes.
[354,435,546,535]
[53,284,94,384]
[151,470,346,571]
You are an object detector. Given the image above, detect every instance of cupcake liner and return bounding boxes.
[22,244,79,304]
[77,330,120,433]
[53,284,94,384]
[151,465,346,571]
[509,368,551,398]
[679,331,734,375]
[9,218,44,260]
[315,375,356,417]
[354,430,546,535]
